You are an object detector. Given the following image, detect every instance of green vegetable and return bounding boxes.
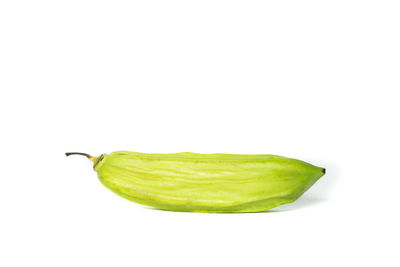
[66,151,325,212]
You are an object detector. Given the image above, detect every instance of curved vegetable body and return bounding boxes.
[79,151,325,213]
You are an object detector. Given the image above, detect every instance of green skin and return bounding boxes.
[68,151,325,213]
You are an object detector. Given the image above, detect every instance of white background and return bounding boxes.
[0,0,399,266]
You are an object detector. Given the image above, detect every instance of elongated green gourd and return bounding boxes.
[66,151,325,213]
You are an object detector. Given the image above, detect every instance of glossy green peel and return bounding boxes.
[66,151,325,212]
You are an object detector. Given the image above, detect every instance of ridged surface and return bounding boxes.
[94,151,325,212]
